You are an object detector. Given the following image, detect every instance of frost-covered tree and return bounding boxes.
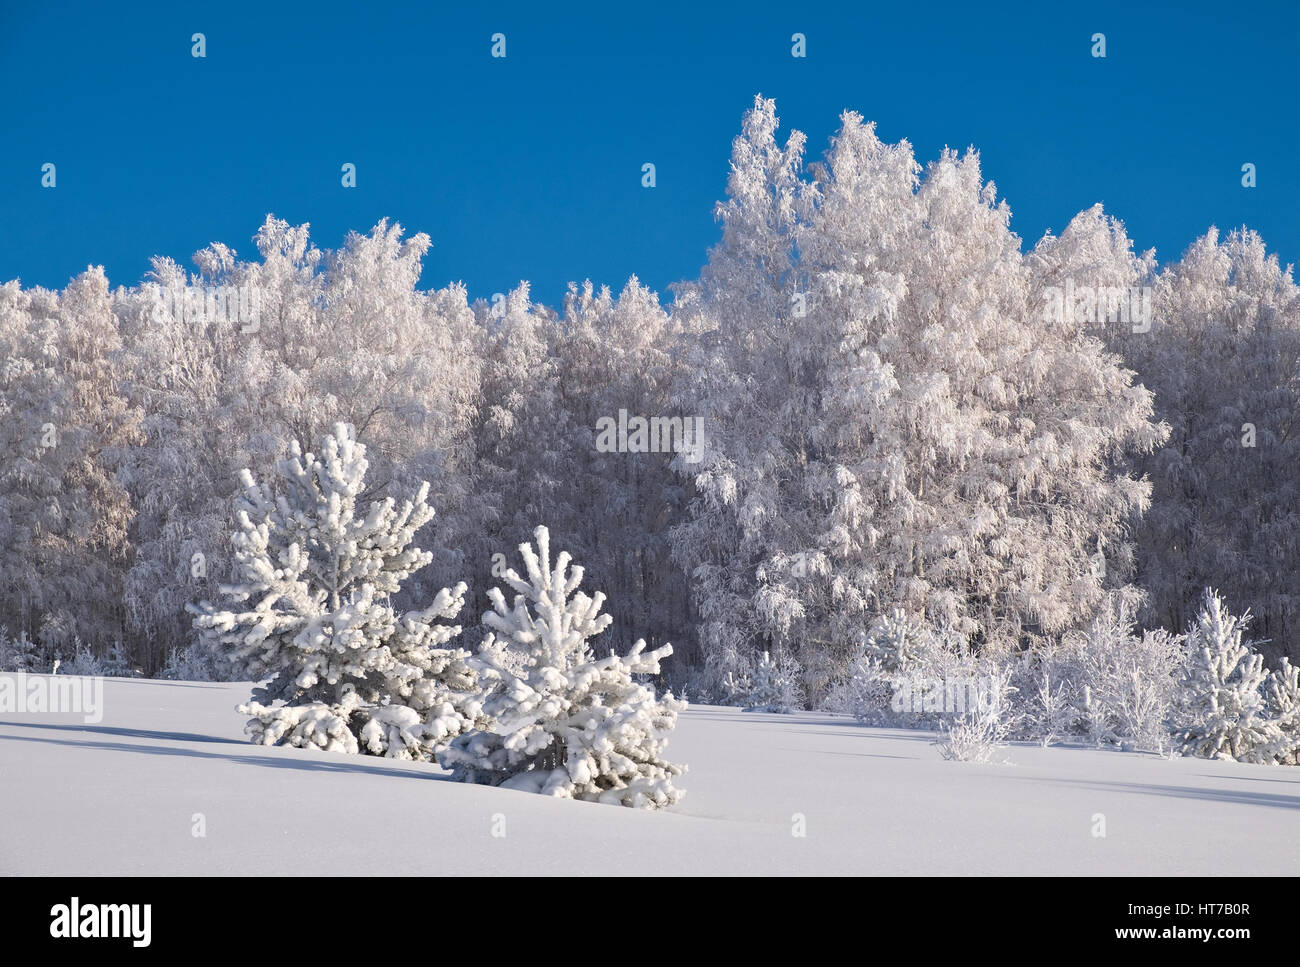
[440,526,686,808]
[115,253,247,673]
[550,279,696,661]
[119,218,483,673]
[460,278,694,663]
[461,285,567,608]
[0,628,43,672]
[1175,590,1273,762]
[673,98,1165,701]
[802,122,1164,657]
[1265,658,1300,765]
[1101,228,1300,663]
[743,650,803,713]
[1069,598,1184,753]
[668,95,813,698]
[190,423,477,760]
[0,270,140,654]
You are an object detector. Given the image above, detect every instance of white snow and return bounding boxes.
[2,677,1298,875]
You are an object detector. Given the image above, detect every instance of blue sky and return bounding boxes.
[1,0,1295,306]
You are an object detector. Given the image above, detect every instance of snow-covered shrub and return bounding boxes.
[1174,590,1273,763]
[190,423,478,761]
[1006,640,1084,745]
[825,611,933,721]
[440,526,686,808]
[735,650,803,713]
[5,638,139,678]
[824,651,893,721]
[158,640,232,682]
[0,628,43,672]
[664,663,713,705]
[1007,598,1184,753]
[935,667,1018,763]
[689,639,757,708]
[829,613,986,730]
[1021,667,1077,748]
[1105,630,1185,754]
[59,639,106,676]
[719,666,753,707]
[1266,658,1300,765]
[101,641,136,678]
[1075,601,1184,753]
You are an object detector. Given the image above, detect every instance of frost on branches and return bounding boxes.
[1175,590,1272,762]
[827,610,987,729]
[669,97,1168,709]
[1025,597,1185,754]
[1266,658,1300,765]
[738,650,803,713]
[439,526,686,808]
[189,423,478,760]
[935,667,1018,764]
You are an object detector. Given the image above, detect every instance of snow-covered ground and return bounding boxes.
[2,677,1298,875]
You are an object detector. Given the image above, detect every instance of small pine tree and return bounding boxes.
[61,639,105,676]
[102,641,134,677]
[0,628,42,672]
[190,423,477,760]
[440,526,686,807]
[742,650,802,713]
[159,643,215,682]
[1176,590,1273,762]
[1266,658,1300,765]
[862,610,929,674]
[719,666,753,707]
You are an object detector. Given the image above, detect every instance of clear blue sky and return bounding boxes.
[1,0,1295,306]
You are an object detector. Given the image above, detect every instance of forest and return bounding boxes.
[2,96,1298,770]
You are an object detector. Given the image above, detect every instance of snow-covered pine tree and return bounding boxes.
[439,526,686,808]
[118,218,483,674]
[1176,590,1273,762]
[0,628,42,672]
[1265,658,1300,765]
[861,610,930,674]
[742,650,803,713]
[720,665,754,707]
[190,423,478,760]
